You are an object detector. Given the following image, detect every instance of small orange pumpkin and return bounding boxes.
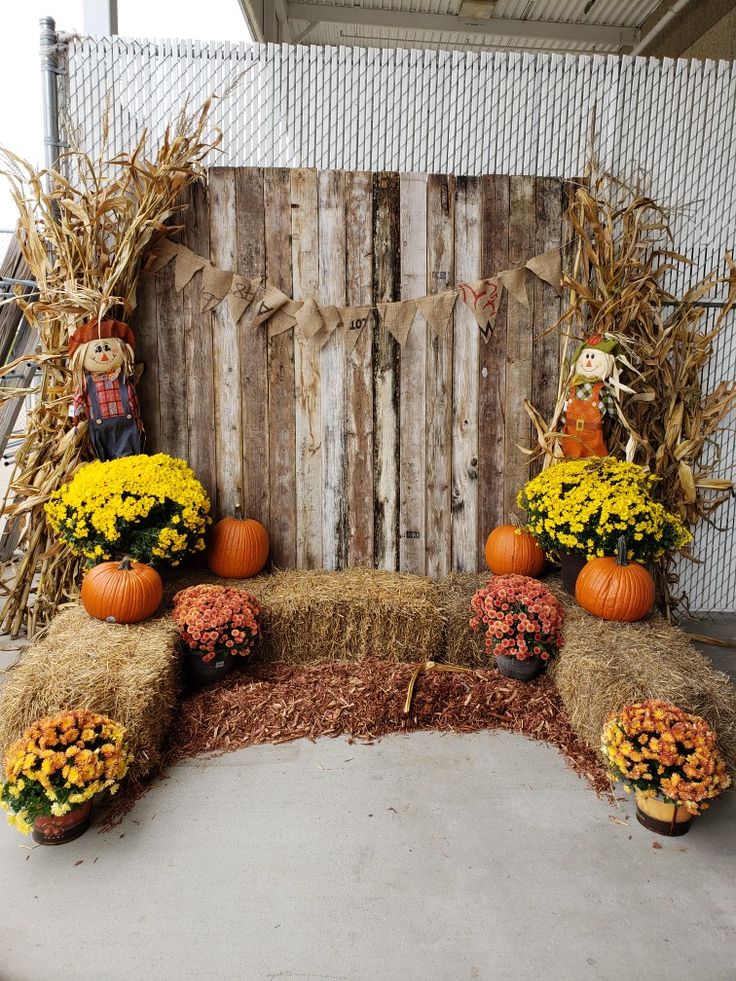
[207,517,269,579]
[484,524,546,577]
[575,536,655,622]
[81,556,163,624]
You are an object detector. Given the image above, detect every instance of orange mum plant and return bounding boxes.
[601,699,730,815]
[173,584,261,663]
[0,709,130,833]
[470,575,565,663]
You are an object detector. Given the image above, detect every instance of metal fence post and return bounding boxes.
[39,16,61,175]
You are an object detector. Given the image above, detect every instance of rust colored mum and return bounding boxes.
[173,584,261,663]
[601,699,731,814]
[469,575,565,662]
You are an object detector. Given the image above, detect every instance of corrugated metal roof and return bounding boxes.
[285,0,665,54]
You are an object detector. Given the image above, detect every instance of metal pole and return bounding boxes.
[39,16,61,174]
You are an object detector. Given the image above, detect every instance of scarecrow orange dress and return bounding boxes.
[561,381,611,458]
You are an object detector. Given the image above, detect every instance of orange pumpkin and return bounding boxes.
[81,557,163,624]
[575,536,655,622]
[207,517,269,579]
[484,524,546,577]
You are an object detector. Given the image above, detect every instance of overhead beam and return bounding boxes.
[285,3,639,46]
[237,0,292,43]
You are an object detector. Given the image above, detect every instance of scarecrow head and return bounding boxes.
[571,333,618,382]
[69,319,136,379]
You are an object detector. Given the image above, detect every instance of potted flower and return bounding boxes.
[517,458,690,593]
[45,452,211,568]
[602,699,731,836]
[173,584,261,686]
[0,709,130,844]
[470,575,565,680]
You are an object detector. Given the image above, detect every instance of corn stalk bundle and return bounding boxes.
[525,171,736,615]
[0,104,220,637]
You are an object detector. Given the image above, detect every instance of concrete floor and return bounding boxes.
[0,727,734,981]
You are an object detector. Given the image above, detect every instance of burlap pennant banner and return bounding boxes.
[201,264,234,313]
[312,305,343,351]
[174,247,207,290]
[228,275,260,324]
[295,298,324,341]
[499,268,530,309]
[415,291,457,339]
[341,305,373,355]
[252,284,292,327]
[457,278,502,343]
[525,250,562,295]
[146,238,180,273]
[268,300,302,337]
[376,299,417,346]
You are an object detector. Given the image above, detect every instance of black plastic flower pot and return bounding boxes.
[495,654,546,681]
[558,551,588,594]
[182,649,234,687]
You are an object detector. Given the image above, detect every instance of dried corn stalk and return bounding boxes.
[525,170,736,615]
[0,103,220,637]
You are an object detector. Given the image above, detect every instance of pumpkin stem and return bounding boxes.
[616,536,629,567]
[118,556,133,571]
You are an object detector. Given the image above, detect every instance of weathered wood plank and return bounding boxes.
[264,168,297,567]
[133,270,160,455]
[344,171,374,567]
[504,176,536,517]
[372,173,401,571]
[236,168,269,525]
[156,231,187,461]
[451,176,481,572]
[531,177,564,475]
[182,181,216,506]
[291,169,322,568]
[478,175,509,561]
[209,168,243,518]
[318,170,347,570]
[398,172,427,574]
[425,174,455,578]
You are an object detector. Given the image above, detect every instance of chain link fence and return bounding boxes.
[55,35,736,612]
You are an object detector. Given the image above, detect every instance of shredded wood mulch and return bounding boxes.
[100,659,612,830]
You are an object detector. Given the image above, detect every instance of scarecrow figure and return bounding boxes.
[69,318,143,461]
[559,334,618,459]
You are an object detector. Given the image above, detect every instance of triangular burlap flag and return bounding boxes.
[376,300,417,346]
[526,249,562,295]
[201,264,235,313]
[340,305,373,356]
[295,298,324,341]
[228,275,259,324]
[174,247,207,290]
[146,238,180,273]
[457,278,502,343]
[415,291,457,339]
[252,283,292,327]
[499,267,530,309]
[310,304,343,351]
[268,300,301,337]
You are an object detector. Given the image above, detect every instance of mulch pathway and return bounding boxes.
[100,659,612,829]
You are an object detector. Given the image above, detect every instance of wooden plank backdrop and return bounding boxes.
[134,167,566,574]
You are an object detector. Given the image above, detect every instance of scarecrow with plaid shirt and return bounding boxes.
[560,334,618,459]
[69,318,144,462]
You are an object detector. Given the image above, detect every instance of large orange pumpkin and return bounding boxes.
[207,517,269,579]
[81,557,163,624]
[484,524,545,577]
[575,536,655,622]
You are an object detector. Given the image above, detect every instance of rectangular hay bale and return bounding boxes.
[0,606,181,780]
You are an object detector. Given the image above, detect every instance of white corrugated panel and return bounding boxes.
[58,37,736,611]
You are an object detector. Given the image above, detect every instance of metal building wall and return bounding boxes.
[56,37,736,612]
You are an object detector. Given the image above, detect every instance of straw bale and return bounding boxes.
[168,567,446,665]
[0,605,180,780]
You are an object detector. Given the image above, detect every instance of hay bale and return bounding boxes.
[168,567,446,665]
[437,572,488,668]
[0,605,180,780]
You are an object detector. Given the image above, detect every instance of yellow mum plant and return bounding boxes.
[601,700,730,815]
[0,709,131,833]
[45,453,211,565]
[518,458,690,563]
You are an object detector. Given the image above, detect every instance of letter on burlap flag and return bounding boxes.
[252,283,292,328]
[228,275,259,324]
[146,238,180,273]
[457,279,502,343]
[340,305,373,355]
[499,267,530,309]
[174,247,207,290]
[268,300,301,337]
[295,298,324,341]
[525,249,562,295]
[376,300,417,346]
[415,291,457,339]
[201,264,234,313]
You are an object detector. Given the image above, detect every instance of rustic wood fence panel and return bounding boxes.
[134,167,566,574]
